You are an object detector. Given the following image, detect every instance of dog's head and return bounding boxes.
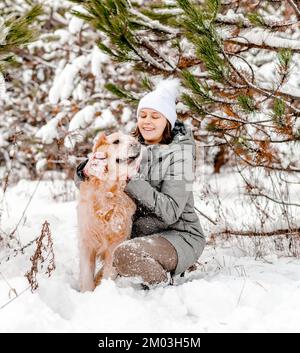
[91,131,142,182]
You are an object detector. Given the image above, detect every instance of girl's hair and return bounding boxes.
[131,120,173,145]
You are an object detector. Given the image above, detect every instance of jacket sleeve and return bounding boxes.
[74,158,89,189]
[124,149,194,226]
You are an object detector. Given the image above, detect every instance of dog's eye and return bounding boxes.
[116,158,120,163]
[113,140,119,144]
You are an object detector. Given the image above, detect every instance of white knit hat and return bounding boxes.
[136,78,181,129]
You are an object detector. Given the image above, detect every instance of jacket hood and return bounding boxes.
[170,119,195,148]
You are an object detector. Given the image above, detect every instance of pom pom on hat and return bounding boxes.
[136,77,181,129]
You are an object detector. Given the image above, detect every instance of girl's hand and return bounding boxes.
[83,151,108,179]
[126,147,144,182]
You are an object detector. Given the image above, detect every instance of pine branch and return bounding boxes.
[247,12,267,28]
[181,69,215,105]
[0,4,42,72]
[273,98,286,123]
[129,8,179,35]
[217,11,299,29]
[223,35,300,54]
[237,95,257,113]
[104,82,138,103]
[70,0,179,73]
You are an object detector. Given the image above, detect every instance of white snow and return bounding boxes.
[129,8,179,35]
[124,120,136,133]
[0,16,9,45]
[220,27,300,51]
[0,72,7,100]
[35,112,65,144]
[293,118,300,134]
[36,158,48,173]
[69,105,96,131]
[91,45,109,77]
[22,69,33,83]
[49,62,77,104]
[54,29,72,45]
[93,108,117,130]
[0,132,8,147]
[0,176,300,332]
[37,68,45,82]
[68,16,84,34]
[72,83,87,101]
[49,55,90,104]
[121,107,132,124]
[68,4,87,34]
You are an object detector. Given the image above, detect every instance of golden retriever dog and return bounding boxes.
[77,131,142,292]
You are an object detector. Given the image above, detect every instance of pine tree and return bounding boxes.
[70,0,300,237]
[0,4,42,73]
[70,0,300,172]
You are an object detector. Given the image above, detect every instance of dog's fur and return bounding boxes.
[77,131,142,292]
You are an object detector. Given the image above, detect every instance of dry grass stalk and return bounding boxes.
[25,220,55,292]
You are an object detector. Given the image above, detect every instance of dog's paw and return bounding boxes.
[80,281,95,293]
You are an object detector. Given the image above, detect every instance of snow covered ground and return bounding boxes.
[0,177,300,333]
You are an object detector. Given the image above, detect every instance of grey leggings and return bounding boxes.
[112,234,178,286]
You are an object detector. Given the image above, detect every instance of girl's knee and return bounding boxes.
[112,243,139,270]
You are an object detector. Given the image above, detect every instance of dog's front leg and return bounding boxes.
[102,245,121,281]
[102,261,119,281]
[79,242,96,292]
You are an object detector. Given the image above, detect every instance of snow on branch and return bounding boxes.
[221,27,300,53]
[129,8,180,35]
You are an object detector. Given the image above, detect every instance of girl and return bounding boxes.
[74,79,206,289]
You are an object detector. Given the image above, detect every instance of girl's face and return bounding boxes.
[137,108,168,144]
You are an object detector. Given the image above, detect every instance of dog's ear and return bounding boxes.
[92,132,107,152]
